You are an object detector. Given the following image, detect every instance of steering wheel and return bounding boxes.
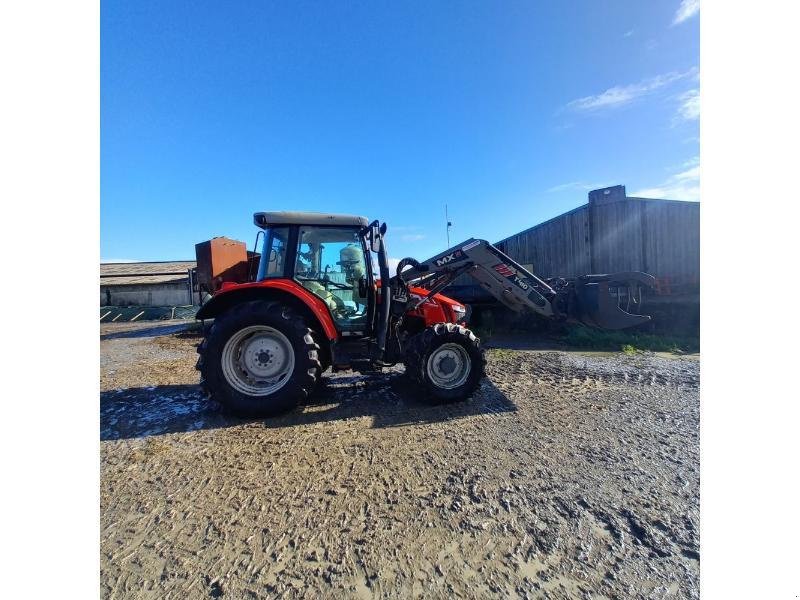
[297,276,351,291]
[336,305,358,318]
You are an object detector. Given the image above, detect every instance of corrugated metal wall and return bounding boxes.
[496,205,591,278]
[631,197,700,282]
[505,197,698,281]
[451,185,699,297]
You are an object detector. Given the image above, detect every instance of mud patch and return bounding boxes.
[100,330,699,599]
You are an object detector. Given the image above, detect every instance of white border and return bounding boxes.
[703,0,800,597]
[1,1,99,596]
[3,0,800,596]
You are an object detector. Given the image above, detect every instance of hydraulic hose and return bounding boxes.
[395,257,422,279]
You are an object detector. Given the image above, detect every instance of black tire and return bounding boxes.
[310,329,331,376]
[196,300,321,416]
[404,323,485,403]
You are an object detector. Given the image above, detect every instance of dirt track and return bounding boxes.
[100,321,700,599]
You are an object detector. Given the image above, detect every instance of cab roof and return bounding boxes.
[254,211,369,228]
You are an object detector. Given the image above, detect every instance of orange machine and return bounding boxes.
[194,237,250,295]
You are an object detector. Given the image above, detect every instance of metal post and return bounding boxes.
[445,204,452,248]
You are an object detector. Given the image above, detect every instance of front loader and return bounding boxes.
[195,212,654,416]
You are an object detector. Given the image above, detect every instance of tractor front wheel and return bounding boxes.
[404,323,485,402]
[196,300,322,416]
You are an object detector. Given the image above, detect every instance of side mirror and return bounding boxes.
[363,220,384,253]
[370,224,381,253]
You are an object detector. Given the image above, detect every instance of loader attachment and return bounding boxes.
[569,272,656,330]
[399,238,655,331]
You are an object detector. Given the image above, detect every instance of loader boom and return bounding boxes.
[394,238,655,330]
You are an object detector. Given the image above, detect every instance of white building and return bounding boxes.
[100,261,196,307]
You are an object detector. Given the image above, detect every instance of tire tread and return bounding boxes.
[195,300,322,416]
[404,323,485,403]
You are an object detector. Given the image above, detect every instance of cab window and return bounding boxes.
[256,226,290,280]
[295,227,368,331]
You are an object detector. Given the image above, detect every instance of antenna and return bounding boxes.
[445,204,452,248]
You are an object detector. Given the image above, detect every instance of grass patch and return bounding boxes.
[561,326,699,354]
[486,347,519,360]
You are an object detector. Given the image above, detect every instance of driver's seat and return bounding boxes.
[298,277,343,314]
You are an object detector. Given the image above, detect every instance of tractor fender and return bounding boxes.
[195,280,339,341]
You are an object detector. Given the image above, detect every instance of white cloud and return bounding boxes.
[673,0,700,25]
[546,181,612,193]
[566,68,697,113]
[400,233,425,242]
[684,156,700,168]
[623,29,635,38]
[676,88,700,121]
[631,157,700,201]
[674,161,700,181]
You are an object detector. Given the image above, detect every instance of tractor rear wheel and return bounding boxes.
[404,323,485,402]
[196,300,321,416]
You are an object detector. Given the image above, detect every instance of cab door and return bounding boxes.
[293,226,372,334]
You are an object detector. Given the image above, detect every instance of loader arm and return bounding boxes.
[395,238,655,330]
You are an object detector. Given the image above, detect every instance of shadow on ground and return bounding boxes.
[100,322,200,341]
[482,332,569,352]
[100,372,516,441]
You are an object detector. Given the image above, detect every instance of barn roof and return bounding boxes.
[100,261,195,286]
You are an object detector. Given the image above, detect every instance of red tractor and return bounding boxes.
[195,212,653,416]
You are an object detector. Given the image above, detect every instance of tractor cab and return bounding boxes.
[253,212,376,335]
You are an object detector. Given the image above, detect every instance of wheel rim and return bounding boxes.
[221,325,295,396]
[426,343,471,389]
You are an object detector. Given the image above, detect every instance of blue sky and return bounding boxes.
[101,0,699,263]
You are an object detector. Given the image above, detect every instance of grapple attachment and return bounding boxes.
[571,272,656,330]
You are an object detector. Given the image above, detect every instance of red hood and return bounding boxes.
[374,279,463,308]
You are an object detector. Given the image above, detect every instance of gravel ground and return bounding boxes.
[100,321,700,599]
